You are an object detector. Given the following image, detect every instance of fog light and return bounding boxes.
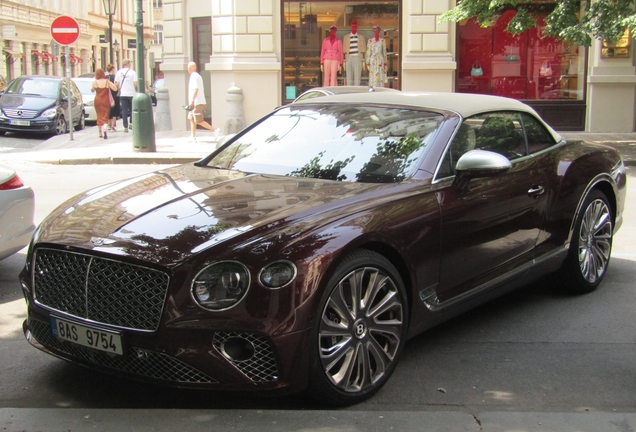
[221,336,255,362]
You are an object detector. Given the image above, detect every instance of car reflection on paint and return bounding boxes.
[21,91,626,406]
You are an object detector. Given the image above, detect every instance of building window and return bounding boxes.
[153,24,163,45]
[153,0,162,8]
[282,1,400,102]
[457,6,584,101]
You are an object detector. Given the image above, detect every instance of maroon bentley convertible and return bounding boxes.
[21,92,626,405]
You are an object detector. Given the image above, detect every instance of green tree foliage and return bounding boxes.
[440,0,636,46]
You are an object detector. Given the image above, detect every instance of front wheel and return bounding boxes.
[74,112,86,131]
[554,189,613,294]
[308,250,408,405]
[54,116,68,135]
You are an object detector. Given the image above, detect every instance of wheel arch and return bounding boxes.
[358,241,414,328]
[568,176,617,243]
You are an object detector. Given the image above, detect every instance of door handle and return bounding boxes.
[527,185,545,198]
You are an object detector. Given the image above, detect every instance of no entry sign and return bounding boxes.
[50,15,80,46]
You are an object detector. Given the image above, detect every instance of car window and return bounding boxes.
[521,112,556,153]
[207,105,444,183]
[6,77,59,98]
[70,81,82,100]
[438,111,526,178]
[72,79,93,94]
[294,90,327,102]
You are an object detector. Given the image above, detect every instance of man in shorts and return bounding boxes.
[187,61,218,142]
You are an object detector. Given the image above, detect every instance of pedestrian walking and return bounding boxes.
[106,63,120,131]
[91,68,118,139]
[187,61,218,142]
[115,59,138,133]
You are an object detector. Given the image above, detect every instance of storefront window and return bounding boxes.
[457,7,584,101]
[282,1,400,102]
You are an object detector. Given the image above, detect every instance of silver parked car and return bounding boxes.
[0,165,35,260]
[72,77,97,123]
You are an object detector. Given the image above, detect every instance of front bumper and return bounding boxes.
[23,309,310,394]
[0,117,57,134]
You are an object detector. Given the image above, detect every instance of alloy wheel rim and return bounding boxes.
[318,266,403,393]
[56,117,66,134]
[578,198,612,283]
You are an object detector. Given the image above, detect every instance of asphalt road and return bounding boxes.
[0,162,635,431]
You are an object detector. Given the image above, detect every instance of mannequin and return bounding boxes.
[320,25,343,86]
[365,25,387,88]
[343,20,366,86]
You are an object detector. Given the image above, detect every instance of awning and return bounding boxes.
[2,49,22,59]
[69,53,83,64]
[41,51,57,62]
[31,50,48,61]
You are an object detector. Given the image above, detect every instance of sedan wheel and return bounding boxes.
[55,116,67,135]
[74,112,86,131]
[555,189,613,293]
[309,250,407,405]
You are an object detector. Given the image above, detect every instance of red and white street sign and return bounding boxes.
[50,15,80,46]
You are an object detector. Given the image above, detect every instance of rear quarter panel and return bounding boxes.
[534,140,625,257]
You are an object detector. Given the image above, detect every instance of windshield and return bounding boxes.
[5,77,60,98]
[72,79,93,94]
[206,104,444,183]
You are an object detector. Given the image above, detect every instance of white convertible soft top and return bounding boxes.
[293,91,563,143]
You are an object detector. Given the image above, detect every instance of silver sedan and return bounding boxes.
[0,165,35,260]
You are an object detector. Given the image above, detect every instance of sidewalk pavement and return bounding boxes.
[1,127,223,165]
[2,127,636,166]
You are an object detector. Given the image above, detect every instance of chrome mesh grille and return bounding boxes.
[29,319,217,384]
[33,248,169,331]
[213,332,279,382]
[4,109,39,119]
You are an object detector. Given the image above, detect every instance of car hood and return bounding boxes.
[1,94,56,111]
[35,165,393,265]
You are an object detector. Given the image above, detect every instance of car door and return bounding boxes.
[433,111,549,302]
[68,80,83,123]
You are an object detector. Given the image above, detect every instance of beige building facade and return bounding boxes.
[160,0,636,134]
[1,0,155,85]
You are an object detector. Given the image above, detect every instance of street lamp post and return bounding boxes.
[103,0,117,64]
[112,39,120,67]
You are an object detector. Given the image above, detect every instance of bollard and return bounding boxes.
[132,92,156,152]
[154,86,171,131]
[224,85,245,134]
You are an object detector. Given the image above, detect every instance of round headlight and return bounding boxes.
[259,260,297,289]
[191,261,250,311]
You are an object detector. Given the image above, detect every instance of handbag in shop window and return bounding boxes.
[471,61,483,77]
[540,61,553,77]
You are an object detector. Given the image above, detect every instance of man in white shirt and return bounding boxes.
[187,61,217,142]
[115,58,138,132]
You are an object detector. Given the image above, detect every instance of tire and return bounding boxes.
[74,112,86,131]
[307,249,408,405]
[55,116,67,135]
[554,189,613,294]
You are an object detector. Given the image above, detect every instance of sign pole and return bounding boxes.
[50,15,80,141]
[66,45,73,141]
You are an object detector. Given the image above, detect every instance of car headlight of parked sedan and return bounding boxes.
[41,107,57,119]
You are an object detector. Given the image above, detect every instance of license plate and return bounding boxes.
[50,316,123,355]
[10,120,30,126]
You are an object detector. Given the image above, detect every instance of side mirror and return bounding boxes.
[453,149,511,189]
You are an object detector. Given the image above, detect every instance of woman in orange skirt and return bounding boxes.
[91,68,118,139]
